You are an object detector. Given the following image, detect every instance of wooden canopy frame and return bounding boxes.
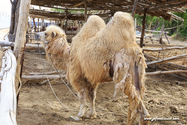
[29,9,111,21]
[30,0,187,20]
[9,0,187,42]
[28,0,187,48]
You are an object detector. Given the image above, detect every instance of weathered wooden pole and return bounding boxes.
[135,18,136,32]
[9,0,20,42]
[84,0,87,22]
[42,19,44,27]
[29,16,32,30]
[140,8,147,48]
[9,0,19,35]
[159,20,165,44]
[14,0,31,99]
[132,0,138,18]
[78,21,80,31]
[38,18,40,31]
[33,18,36,32]
[13,0,21,35]
[65,8,68,34]
[41,18,44,31]
[60,20,63,29]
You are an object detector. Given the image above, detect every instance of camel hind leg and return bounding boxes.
[122,73,140,125]
[113,51,149,125]
[113,61,140,124]
[116,69,149,125]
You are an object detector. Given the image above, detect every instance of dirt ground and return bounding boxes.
[0,29,187,125]
[0,28,9,41]
[16,52,187,125]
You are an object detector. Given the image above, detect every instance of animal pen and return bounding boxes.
[0,0,187,124]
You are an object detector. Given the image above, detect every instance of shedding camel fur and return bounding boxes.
[68,12,150,124]
[35,12,150,125]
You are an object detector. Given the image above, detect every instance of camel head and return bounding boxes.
[34,25,70,73]
[35,25,66,46]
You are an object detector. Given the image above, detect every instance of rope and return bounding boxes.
[44,44,117,115]
[44,39,79,100]
[37,39,116,115]
[36,40,76,112]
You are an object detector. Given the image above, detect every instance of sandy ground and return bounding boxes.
[0,28,9,41]
[0,29,187,125]
[16,53,187,125]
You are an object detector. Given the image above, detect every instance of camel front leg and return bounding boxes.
[86,84,98,119]
[88,91,96,119]
[77,98,86,118]
[73,89,86,121]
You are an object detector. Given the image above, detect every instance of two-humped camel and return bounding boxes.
[35,12,150,125]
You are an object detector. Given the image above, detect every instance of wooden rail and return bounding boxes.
[142,46,187,51]
[0,41,43,49]
[147,54,187,66]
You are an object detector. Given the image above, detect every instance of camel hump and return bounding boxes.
[72,15,106,43]
[113,11,134,28]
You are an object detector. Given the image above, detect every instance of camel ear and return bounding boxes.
[52,32,56,37]
[62,34,66,37]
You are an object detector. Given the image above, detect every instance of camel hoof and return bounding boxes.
[112,98,119,102]
[70,116,82,121]
[86,114,97,119]
[140,115,150,125]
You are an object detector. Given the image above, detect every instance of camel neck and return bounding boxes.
[45,37,70,73]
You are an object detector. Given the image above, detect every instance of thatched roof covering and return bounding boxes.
[29,9,109,21]
[30,0,187,21]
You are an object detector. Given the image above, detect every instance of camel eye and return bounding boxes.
[45,33,47,36]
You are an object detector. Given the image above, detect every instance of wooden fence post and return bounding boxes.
[9,0,19,35]
[60,20,63,29]
[140,8,147,48]
[135,18,136,32]
[41,19,44,31]
[84,0,87,22]
[38,18,40,31]
[33,18,36,32]
[65,8,68,34]
[8,0,20,42]
[14,0,31,100]
[159,20,165,44]
[132,0,138,18]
